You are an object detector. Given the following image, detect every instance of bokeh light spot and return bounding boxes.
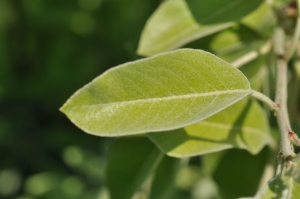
[15,196,35,199]
[25,173,59,196]
[70,11,95,36]
[0,1,15,30]
[97,188,110,199]
[61,176,84,196]
[63,145,84,166]
[0,169,21,196]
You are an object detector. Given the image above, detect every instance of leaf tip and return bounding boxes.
[59,101,70,118]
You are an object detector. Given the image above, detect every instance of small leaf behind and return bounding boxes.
[137,0,233,56]
[186,0,263,24]
[247,156,300,199]
[60,49,251,136]
[242,2,276,37]
[148,99,274,157]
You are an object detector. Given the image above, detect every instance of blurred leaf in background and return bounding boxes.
[0,0,160,198]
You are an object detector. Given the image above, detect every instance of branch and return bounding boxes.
[274,28,295,158]
[231,40,272,68]
[275,66,293,157]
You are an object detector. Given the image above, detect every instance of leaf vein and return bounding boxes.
[79,89,252,107]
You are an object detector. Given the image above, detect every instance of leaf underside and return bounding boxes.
[60,49,251,137]
[137,0,233,56]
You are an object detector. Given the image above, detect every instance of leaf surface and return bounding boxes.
[248,158,300,199]
[148,99,274,157]
[186,0,263,24]
[106,137,163,199]
[61,49,251,136]
[209,26,265,64]
[137,0,233,56]
[239,56,267,91]
[242,2,276,37]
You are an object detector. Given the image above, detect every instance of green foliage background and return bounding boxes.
[0,0,289,199]
[0,0,160,198]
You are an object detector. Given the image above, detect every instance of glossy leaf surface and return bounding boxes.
[137,0,233,56]
[148,99,274,157]
[106,137,163,199]
[61,49,251,136]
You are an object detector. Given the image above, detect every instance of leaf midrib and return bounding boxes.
[80,89,252,107]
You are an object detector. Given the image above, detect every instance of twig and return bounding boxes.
[231,40,272,68]
[273,27,295,158]
[251,90,277,111]
[275,59,293,157]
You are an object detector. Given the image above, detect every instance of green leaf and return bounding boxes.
[245,175,287,199]
[186,0,263,24]
[249,158,300,199]
[137,0,233,56]
[137,0,268,57]
[239,56,267,91]
[209,26,265,64]
[242,2,276,37]
[148,99,274,157]
[106,137,163,199]
[150,156,180,199]
[60,49,252,136]
[201,151,226,176]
